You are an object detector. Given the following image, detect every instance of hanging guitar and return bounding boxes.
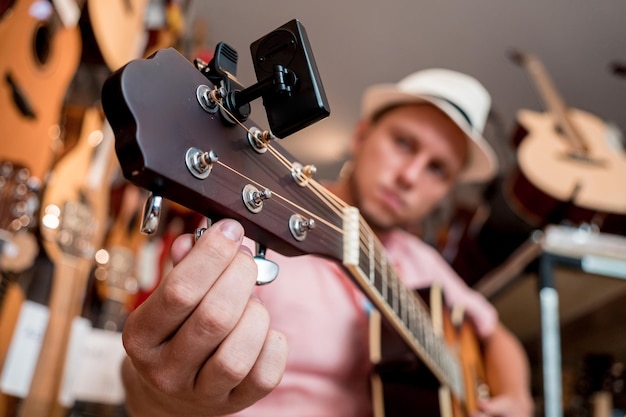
[18,106,116,417]
[0,0,81,385]
[79,0,150,71]
[68,183,147,417]
[507,51,626,232]
[0,0,81,174]
[101,19,489,416]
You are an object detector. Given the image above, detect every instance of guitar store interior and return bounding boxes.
[1,1,625,417]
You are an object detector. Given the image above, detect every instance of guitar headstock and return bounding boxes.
[508,49,543,72]
[102,48,343,262]
[508,49,533,67]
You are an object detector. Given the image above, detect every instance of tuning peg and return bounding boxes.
[291,162,317,186]
[194,217,212,242]
[254,244,279,285]
[140,194,162,235]
[289,214,315,241]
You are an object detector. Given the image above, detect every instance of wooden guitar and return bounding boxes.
[68,184,144,417]
[92,183,144,331]
[102,47,490,416]
[80,0,150,71]
[18,106,116,417]
[508,51,626,231]
[0,0,81,392]
[0,0,81,178]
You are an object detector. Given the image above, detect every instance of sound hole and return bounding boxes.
[33,23,51,66]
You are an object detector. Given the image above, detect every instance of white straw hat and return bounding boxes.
[361,69,498,182]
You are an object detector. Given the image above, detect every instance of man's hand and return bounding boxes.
[121,219,288,417]
[474,324,534,417]
[473,394,534,417]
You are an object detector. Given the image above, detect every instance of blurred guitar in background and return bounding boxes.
[17,106,116,417]
[507,50,626,232]
[79,0,150,71]
[0,0,81,401]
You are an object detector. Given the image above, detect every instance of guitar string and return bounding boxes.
[214,99,442,331]
[214,100,458,383]
[210,107,406,298]
[271,148,459,385]
[214,100,388,259]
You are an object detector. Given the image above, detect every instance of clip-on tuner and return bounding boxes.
[195,19,330,139]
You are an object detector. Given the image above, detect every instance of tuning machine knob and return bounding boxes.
[254,244,279,285]
[194,217,213,242]
[140,194,162,235]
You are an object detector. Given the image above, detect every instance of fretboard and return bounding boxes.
[342,207,465,399]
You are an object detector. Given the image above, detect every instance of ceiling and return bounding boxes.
[187,0,626,179]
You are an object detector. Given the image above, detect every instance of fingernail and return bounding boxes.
[220,219,243,241]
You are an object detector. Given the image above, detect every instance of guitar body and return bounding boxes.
[19,107,114,417]
[0,0,80,396]
[508,108,626,232]
[81,0,149,71]
[506,51,626,233]
[371,288,489,417]
[0,0,81,179]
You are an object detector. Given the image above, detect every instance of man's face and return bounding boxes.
[349,103,468,233]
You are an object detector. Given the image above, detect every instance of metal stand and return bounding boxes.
[538,254,573,417]
[476,225,626,417]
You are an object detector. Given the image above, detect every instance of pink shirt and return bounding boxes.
[230,229,497,417]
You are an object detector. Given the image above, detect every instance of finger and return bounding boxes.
[123,219,245,355]
[160,250,259,382]
[479,395,512,416]
[194,298,287,399]
[170,233,194,266]
[229,328,288,406]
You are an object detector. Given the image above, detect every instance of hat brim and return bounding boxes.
[362,85,498,183]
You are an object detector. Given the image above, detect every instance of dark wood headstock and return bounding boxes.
[102,48,342,261]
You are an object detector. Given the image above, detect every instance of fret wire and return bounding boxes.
[400,284,408,325]
[215,101,463,391]
[391,267,399,314]
[368,231,375,284]
[381,253,388,305]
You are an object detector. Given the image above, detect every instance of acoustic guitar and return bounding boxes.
[68,183,146,417]
[80,0,150,71]
[0,0,81,177]
[0,0,81,388]
[101,47,491,416]
[18,106,116,417]
[508,51,626,231]
[93,183,144,331]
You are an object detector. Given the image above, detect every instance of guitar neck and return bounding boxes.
[341,207,465,400]
[519,54,588,154]
[18,257,93,417]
